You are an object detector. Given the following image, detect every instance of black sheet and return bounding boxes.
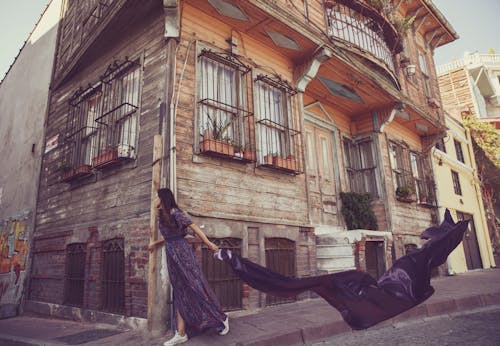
[216,209,468,329]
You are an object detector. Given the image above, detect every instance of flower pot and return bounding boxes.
[272,156,287,169]
[93,149,119,168]
[243,150,256,161]
[62,164,92,182]
[200,138,234,157]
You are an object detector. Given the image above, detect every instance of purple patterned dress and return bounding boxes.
[159,208,226,336]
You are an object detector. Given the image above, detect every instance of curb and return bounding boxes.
[234,294,500,346]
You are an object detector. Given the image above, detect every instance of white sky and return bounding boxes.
[0,0,498,79]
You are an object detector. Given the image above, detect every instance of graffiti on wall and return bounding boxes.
[0,216,29,305]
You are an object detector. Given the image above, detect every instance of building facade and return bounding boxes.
[26,0,457,329]
[432,114,495,274]
[437,51,500,130]
[0,0,61,318]
[437,52,500,263]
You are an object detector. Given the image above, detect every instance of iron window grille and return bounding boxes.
[201,238,242,311]
[454,139,465,163]
[197,49,255,160]
[255,74,302,173]
[265,238,296,306]
[451,170,462,196]
[64,243,86,307]
[389,141,416,201]
[93,59,141,168]
[410,152,432,204]
[343,137,378,196]
[102,238,125,314]
[325,1,396,74]
[62,85,102,181]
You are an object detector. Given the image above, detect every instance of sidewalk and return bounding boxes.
[0,269,499,346]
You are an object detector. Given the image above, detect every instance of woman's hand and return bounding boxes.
[149,239,164,251]
[208,242,219,253]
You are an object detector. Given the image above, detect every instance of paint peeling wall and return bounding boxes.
[0,0,62,318]
[0,216,30,317]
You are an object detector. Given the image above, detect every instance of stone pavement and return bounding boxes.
[0,269,499,346]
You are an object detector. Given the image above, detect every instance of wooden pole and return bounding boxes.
[148,134,163,331]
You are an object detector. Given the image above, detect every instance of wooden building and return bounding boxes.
[26,0,457,328]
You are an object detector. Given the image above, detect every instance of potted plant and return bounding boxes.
[92,146,119,168]
[200,113,234,157]
[396,185,416,202]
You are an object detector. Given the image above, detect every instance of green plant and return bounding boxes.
[395,185,414,198]
[390,13,415,36]
[57,161,72,172]
[205,113,232,142]
[340,192,378,230]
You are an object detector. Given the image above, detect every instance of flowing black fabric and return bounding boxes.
[216,210,468,329]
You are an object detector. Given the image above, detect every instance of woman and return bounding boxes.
[149,188,229,346]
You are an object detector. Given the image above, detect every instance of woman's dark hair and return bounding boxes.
[158,188,178,212]
[157,188,178,226]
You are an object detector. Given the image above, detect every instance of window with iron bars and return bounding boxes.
[389,142,433,204]
[265,238,296,306]
[389,141,415,201]
[62,85,101,181]
[255,75,302,173]
[201,238,242,311]
[410,152,432,204]
[102,238,125,314]
[343,137,378,196]
[197,49,255,161]
[93,59,141,168]
[64,243,86,307]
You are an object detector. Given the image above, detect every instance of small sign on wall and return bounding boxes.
[44,134,59,154]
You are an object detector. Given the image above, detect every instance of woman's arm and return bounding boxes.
[148,238,164,251]
[189,223,219,252]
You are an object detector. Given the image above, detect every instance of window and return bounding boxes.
[197,49,253,159]
[418,52,431,98]
[102,238,125,313]
[410,152,429,203]
[451,170,462,195]
[64,85,101,175]
[64,243,86,307]
[62,58,141,180]
[389,142,414,198]
[454,139,465,163]
[435,138,446,153]
[95,59,141,165]
[255,75,301,172]
[343,138,378,196]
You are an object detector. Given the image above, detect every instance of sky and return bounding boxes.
[0,0,499,80]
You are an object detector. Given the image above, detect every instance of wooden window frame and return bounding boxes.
[196,47,254,161]
[454,139,465,163]
[343,136,378,196]
[451,170,462,196]
[255,73,302,173]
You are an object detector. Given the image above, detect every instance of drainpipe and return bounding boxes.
[296,47,332,225]
[377,103,405,236]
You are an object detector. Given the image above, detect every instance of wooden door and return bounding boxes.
[456,212,482,270]
[365,241,386,280]
[305,123,338,226]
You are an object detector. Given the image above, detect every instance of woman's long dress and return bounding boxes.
[159,208,226,336]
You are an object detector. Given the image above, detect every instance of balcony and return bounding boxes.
[325,0,402,76]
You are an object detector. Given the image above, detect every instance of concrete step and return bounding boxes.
[317,256,355,270]
[316,244,353,257]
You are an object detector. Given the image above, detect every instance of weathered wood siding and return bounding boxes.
[175,4,308,225]
[33,5,165,318]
